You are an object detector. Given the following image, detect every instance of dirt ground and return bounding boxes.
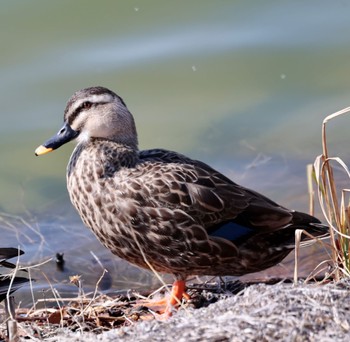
[4,279,350,341]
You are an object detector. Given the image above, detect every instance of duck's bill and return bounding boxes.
[35,145,53,156]
[35,122,79,156]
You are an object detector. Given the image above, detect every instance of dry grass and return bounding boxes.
[2,278,349,341]
[0,274,249,340]
[109,280,350,342]
[313,106,350,279]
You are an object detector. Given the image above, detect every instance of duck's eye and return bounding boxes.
[82,102,92,110]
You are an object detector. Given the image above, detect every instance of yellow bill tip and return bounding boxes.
[35,145,53,156]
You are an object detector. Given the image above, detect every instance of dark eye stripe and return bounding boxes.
[67,102,93,126]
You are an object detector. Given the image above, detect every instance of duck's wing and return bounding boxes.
[138,149,296,235]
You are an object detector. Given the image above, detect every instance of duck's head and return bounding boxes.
[35,86,138,156]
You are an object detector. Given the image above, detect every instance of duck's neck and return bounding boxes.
[68,138,139,178]
[95,137,139,166]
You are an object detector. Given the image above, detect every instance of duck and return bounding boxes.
[35,86,328,314]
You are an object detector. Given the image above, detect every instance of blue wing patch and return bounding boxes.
[209,221,254,241]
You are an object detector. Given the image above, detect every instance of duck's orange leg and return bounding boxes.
[138,280,189,316]
[167,279,190,306]
[160,279,190,317]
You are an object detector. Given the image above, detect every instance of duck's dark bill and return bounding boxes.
[35,122,79,156]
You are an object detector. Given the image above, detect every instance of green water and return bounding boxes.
[0,1,348,295]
